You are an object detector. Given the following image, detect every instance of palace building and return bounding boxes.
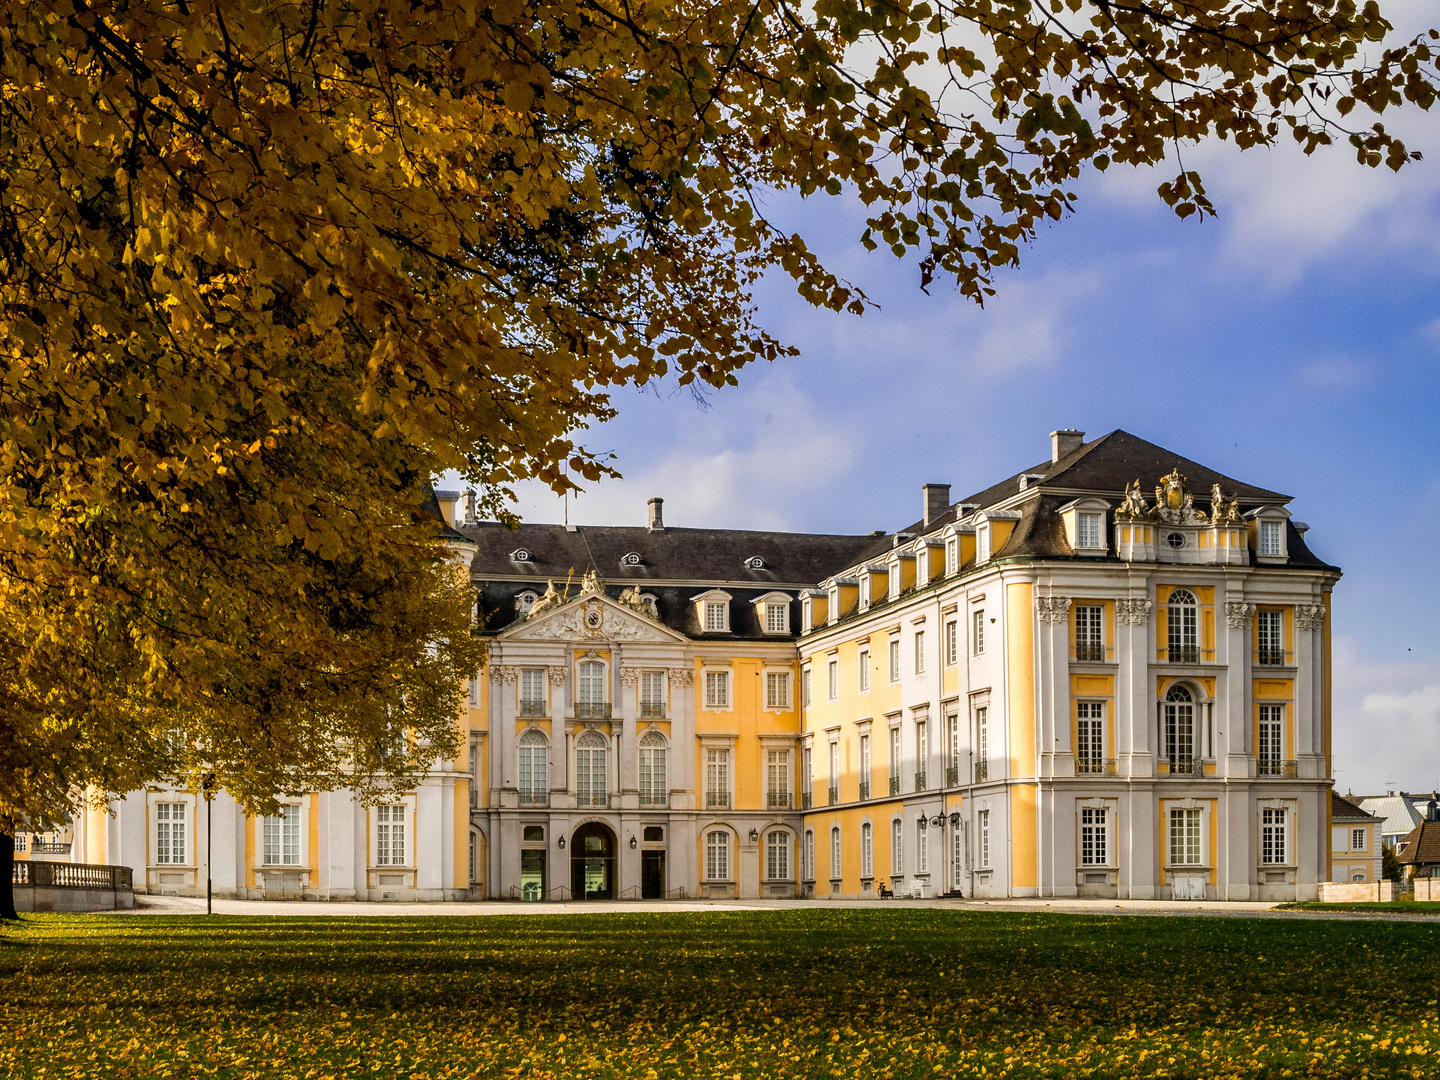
[48,429,1340,902]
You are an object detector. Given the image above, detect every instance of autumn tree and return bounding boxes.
[0,0,1434,909]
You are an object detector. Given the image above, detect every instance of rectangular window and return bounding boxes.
[802,745,813,804]
[705,749,730,807]
[765,602,789,634]
[376,804,407,866]
[640,671,665,715]
[469,674,480,707]
[704,601,728,632]
[638,740,667,805]
[914,630,925,674]
[946,712,960,777]
[889,727,902,782]
[1260,520,1283,556]
[973,610,985,655]
[1168,807,1201,866]
[829,741,840,801]
[915,719,928,787]
[706,830,730,880]
[946,538,958,574]
[945,620,958,666]
[892,818,903,875]
[577,661,606,706]
[263,804,301,866]
[1074,604,1104,662]
[978,809,991,869]
[1080,807,1108,866]
[766,749,791,806]
[765,671,791,710]
[859,575,871,608]
[805,831,815,881]
[1077,512,1103,549]
[1258,705,1283,773]
[1261,808,1288,865]
[704,670,730,709]
[1352,828,1367,851]
[888,566,900,599]
[888,638,900,682]
[519,737,547,800]
[827,658,838,701]
[469,831,476,883]
[1077,702,1104,772]
[976,706,989,766]
[155,802,187,865]
[803,668,812,708]
[917,820,928,873]
[831,828,842,878]
[520,667,546,713]
[766,831,790,880]
[859,734,871,798]
[1257,610,1284,666]
[858,648,870,692]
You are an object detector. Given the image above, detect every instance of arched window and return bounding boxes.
[638,731,668,807]
[766,831,790,881]
[518,729,548,806]
[1168,589,1198,663]
[1164,684,1196,771]
[891,818,904,875]
[575,731,608,808]
[861,822,874,878]
[803,829,815,881]
[705,830,730,881]
[830,826,842,880]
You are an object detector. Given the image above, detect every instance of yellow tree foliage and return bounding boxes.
[0,0,1434,826]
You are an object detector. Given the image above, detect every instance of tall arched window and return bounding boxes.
[1168,589,1199,663]
[891,818,904,875]
[638,731,668,807]
[575,731,608,808]
[803,829,815,881]
[577,660,607,717]
[861,821,874,878]
[766,831,790,881]
[705,829,730,880]
[830,826,842,880]
[1164,684,1196,771]
[518,730,548,806]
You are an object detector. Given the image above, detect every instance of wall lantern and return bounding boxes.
[558,836,566,850]
[629,835,638,850]
[748,827,760,842]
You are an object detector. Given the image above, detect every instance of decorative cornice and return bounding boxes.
[668,667,694,688]
[488,665,518,684]
[1115,598,1152,626]
[1295,604,1326,631]
[619,667,641,686]
[547,665,568,685]
[1037,596,1072,623]
[1224,601,1256,629]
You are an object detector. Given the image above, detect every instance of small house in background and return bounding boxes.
[1357,793,1427,850]
[1396,799,1440,880]
[1330,793,1380,883]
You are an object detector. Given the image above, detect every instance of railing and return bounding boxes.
[519,700,547,717]
[1257,759,1299,778]
[574,792,610,808]
[518,791,549,807]
[889,776,901,796]
[1076,758,1118,777]
[30,841,72,855]
[547,885,572,901]
[640,702,665,718]
[1166,645,1201,664]
[667,885,688,900]
[767,791,792,810]
[914,771,927,791]
[1255,648,1287,667]
[801,792,813,810]
[639,793,668,808]
[1164,757,1205,777]
[858,781,871,801]
[706,791,731,810]
[13,862,133,891]
[1074,643,1105,663]
[574,702,611,719]
[945,765,960,787]
[828,786,839,806]
[973,760,988,783]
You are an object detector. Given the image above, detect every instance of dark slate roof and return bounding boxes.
[1332,792,1377,822]
[1397,818,1440,866]
[477,581,806,639]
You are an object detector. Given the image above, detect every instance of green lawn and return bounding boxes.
[3,910,1439,1079]
[1277,900,1440,915]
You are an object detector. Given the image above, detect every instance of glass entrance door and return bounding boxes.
[569,823,615,900]
[641,851,665,899]
[520,850,546,901]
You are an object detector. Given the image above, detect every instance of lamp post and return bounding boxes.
[201,773,216,915]
[920,810,964,897]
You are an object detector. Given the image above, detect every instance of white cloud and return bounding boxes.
[1332,636,1440,795]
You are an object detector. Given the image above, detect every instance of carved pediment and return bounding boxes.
[501,593,685,644]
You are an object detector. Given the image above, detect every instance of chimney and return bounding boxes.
[647,497,665,532]
[922,484,950,527]
[1050,429,1084,463]
[462,488,478,524]
[434,489,460,527]
[1429,798,1438,822]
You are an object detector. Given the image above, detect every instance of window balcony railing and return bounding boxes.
[828,785,839,806]
[914,771,928,791]
[767,791,792,810]
[945,765,960,787]
[1166,645,1201,664]
[30,841,72,855]
[574,702,612,719]
[1074,643,1105,663]
[1163,757,1205,777]
[518,791,548,807]
[801,792,813,810]
[640,702,665,718]
[1076,758,1118,777]
[639,793,668,808]
[574,792,610,808]
[1255,648,1287,667]
[889,776,901,796]
[973,760,989,783]
[706,791,731,810]
[1257,759,1299,778]
[519,700,547,717]
[858,781,871,801]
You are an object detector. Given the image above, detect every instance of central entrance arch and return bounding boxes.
[570,822,616,900]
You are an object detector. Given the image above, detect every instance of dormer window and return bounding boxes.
[1078,513,1103,549]
[1260,521,1282,556]
[744,555,766,571]
[859,575,870,607]
[621,551,643,567]
[1246,506,1292,563]
[946,538,957,574]
[510,548,532,563]
[640,593,659,618]
[515,591,539,613]
[705,603,727,631]
[752,592,793,635]
[1058,497,1110,555]
[888,563,900,597]
[692,589,733,633]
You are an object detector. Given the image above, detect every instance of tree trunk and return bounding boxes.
[0,829,18,920]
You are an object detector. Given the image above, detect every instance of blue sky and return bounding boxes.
[483,24,1440,797]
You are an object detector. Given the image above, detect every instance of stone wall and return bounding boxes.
[1316,880,1397,903]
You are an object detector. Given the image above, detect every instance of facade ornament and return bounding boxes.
[616,585,654,618]
[1224,601,1256,629]
[525,580,563,620]
[488,665,518,684]
[584,649,601,660]
[1115,479,1150,521]
[1152,468,1207,526]
[668,667,695,688]
[546,665,568,685]
[580,567,604,595]
[1115,598,1152,626]
[1210,484,1244,526]
[1036,596,1072,623]
[619,667,641,686]
[1295,604,1326,631]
